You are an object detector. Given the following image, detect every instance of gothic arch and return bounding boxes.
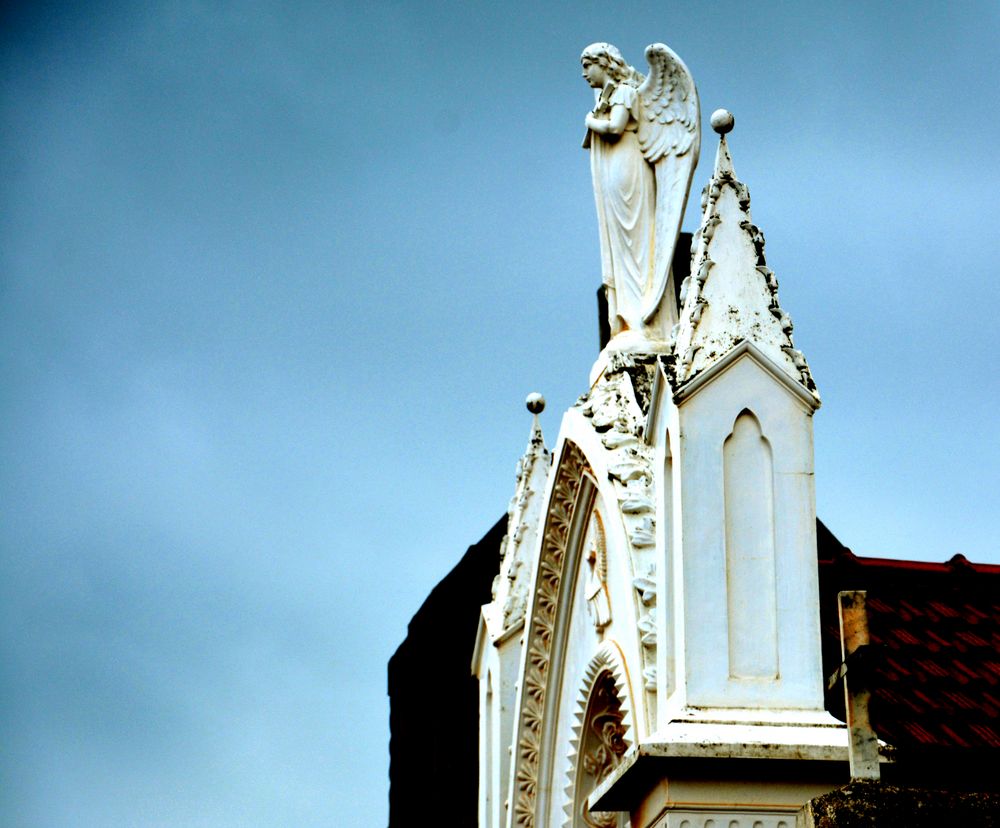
[722,408,778,680]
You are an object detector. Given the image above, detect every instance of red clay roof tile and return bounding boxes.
[819,540,1000,753]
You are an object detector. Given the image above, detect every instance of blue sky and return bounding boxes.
[2,2,999,826]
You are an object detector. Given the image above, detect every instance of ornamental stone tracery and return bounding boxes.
[578,673,627,828]
[512,440,594,828]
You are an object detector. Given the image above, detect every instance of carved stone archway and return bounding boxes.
[511,440,595,828]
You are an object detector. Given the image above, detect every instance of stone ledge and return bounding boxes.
[589,740,850,813]
[797,781,1000,827]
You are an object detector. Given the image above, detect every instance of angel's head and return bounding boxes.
[580,43,635,88]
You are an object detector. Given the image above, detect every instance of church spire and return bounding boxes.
[668,110,818,401]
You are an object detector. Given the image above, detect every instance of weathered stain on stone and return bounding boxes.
[797,781,1000,828]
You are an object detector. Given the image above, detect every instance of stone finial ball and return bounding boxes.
[525,392,545,414]
[710,109,735,135]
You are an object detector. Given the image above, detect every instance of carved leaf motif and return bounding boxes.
[630,517,656,548]
[512,442,592,828]
[578,366,660,713]
[633,576,657,604]
[528,645,549,671]
[540,558,561,579]
[637,611,657,647]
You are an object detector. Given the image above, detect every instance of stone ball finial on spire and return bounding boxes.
[710,109,734,135]
[525,392,545,415]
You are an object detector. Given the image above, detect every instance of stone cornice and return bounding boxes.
[671,339,820,412]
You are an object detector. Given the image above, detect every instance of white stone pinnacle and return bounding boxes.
[668,113,819,399]
[483,394,552,639]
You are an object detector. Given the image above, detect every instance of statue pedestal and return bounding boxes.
[590,331,672,386]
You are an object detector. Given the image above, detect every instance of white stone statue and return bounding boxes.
[581,42,701,349]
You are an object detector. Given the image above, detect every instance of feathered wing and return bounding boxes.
[637,43,701,324]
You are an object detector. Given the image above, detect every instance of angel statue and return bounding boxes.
[581,42,700,348]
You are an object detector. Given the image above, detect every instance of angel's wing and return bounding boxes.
[636,43,699,163]
[637,43,701,325]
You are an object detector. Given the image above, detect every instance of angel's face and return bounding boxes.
[581,58,607,89]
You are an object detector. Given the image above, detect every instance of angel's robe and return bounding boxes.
[589,83,656,335]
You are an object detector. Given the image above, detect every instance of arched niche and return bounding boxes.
[564,641,635,828]
[722,409,778,680]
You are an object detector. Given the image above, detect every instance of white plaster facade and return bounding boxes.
[474,53,849,828]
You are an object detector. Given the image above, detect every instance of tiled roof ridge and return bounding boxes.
[822,548,1000,576]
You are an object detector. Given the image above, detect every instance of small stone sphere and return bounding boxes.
[525,392,545,414]
[710,109,734,135]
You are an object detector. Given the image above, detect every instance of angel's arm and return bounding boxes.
[585,104,629,136]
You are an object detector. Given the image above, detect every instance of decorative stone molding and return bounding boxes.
[563,642,636,828]
[578,353,659,696]
[487,402,553,639]
[512,440,593,828]
[659,813,793,828]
